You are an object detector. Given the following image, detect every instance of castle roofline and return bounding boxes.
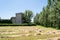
[11,17,16,19]
[16,12,23,15]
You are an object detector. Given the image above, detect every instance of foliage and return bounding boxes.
[34,0,60,29]
[34,13,40,25]
[0,19,12,24]
[0,23,36,26]
[22,10,33,23]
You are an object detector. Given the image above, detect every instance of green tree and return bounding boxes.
[34,13,40,24]
[23,10,33,23]
[34,0,60,29]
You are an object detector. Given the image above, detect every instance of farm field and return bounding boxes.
[0,26,60,40]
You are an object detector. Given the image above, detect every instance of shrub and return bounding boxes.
[0,23,36,26]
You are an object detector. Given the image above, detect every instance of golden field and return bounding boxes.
[0,26,60,40]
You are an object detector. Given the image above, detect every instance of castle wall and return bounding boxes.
[11,13,22,24]
[16,13,22,24]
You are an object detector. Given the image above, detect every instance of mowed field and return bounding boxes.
[0,26,60,40]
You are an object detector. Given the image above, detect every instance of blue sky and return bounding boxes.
[0,0,47,19]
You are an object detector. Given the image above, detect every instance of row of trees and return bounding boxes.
[34,0,60,29]
[0,19,12,24]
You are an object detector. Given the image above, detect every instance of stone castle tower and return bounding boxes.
[11,13,22,24]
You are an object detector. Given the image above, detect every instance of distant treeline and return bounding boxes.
[0,19,12,24]
[0,19,36,26]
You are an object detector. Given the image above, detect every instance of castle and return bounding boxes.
[11,13,23,24]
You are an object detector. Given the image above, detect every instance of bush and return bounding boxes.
[0,19,12,24]
[0,23,36,26]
